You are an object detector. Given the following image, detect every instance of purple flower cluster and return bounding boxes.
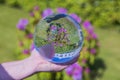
[22,43,35,54]
[65,62,82,80]
[26,33,33,39]
[57,8,81,23]
[50,25,67,33]
[22,49,29,54]
[83,20,92,29]
[42,8,67,18]
[48,24,68,47]
[82,20,97,39]
[57,8,67,13]
[91,33,97,39]
[70,13,81,23]
[90,48,96,54]
[42,7,81,24]
[50,25,57,30]
[42,8,53,18]
[29,6,39,17]
[58,27,67,33]
[16,19,28,30]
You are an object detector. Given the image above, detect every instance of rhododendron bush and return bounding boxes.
[16,6,99,80]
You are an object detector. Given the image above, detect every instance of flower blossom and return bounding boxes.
[57,8,67,14]
[59,28,67,33]
[91,33,97,39]
[90,48,96,54]
[70,13,81,23]
[65,62,83,80]
[50,25,57,30]
[42,8,53,18]
[22,49,29,54]
[82,20,93,32]
[16,19,28,30]
[26,33,33,39]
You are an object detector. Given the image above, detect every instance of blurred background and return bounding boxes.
[0,0,120,80]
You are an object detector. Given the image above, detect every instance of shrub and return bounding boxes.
[16,6,99,80]
[4,0,120,28]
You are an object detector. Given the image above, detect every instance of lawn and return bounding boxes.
[0,5,120,80]
[95,28,120,80]
[0,4,29,62]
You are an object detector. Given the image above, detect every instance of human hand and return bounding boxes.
[30,49,69,72]
[1,48,77,80]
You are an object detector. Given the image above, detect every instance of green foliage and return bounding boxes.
[0,0,5,3]
[0,5,120,80]
[15,6,99,80]
[2,0,120,28]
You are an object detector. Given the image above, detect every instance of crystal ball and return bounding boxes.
[34,13,83,64]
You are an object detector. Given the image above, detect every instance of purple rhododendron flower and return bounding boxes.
[65,64,74,76]
[70,13,81,23]
[42,8,53,18]
[90,48,96,54]
[65,62,82,80]
[58,28,67,33]
[30,43,35,51]
[73,72,82,80]
[91,33,97,39]
[82,20,91,28]
[50,25,57,30]
[87,28,94,34]
[34,6,39,11]
[57,8,67,13]
[23,49,29,54]
[26,33,33,39]
[16,19,28,30]
[82,20,93,31]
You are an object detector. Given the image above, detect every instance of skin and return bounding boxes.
[1,49,68,80]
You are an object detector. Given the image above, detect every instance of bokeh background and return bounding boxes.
[0,0,120,80]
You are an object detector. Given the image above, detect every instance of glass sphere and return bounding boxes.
[34,13,83,64]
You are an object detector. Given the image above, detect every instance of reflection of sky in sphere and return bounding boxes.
[34,14,83,63]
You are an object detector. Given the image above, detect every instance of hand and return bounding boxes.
[1,49,69,80]
[30,49,69,72]
[1,48,77,80]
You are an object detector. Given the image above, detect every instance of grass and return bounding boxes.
[0,4,28,62]
[0,5,120,80]
[94,28,120,80]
